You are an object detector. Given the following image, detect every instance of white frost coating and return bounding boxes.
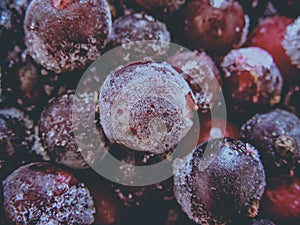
[237,15,250,48]
[99,62,196,154]
[210,0,228,9]
[3,163,95,225]
[221,47,274,78]
[173,153,194,222]
[282,17,300,69]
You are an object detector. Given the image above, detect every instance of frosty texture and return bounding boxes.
[39,92,107,169]
[99,61,197,154]
[24,0,112,73]
[221,47,283,114]
[2,162,95,224]
[282,17,300,69]
[110,12,170,62]
[173,138,266,224]
[241,109,300,170]
[167,51,222,111]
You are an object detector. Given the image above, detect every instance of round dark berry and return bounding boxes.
[24,0,112,73]
[221,47,283,118]
[241,109,300,173]
[166,51,222,111]
[2,162,95,225]
[173,138,266,224]
[99,61,197,154]
[177,0,249,55]
[39,91,107,169]
[110,12,170,62]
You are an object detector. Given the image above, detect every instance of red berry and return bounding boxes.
[24,0,112,73]
[178,0,249,55]
[221,47,283,118]
[2,162,95,224]
[260,175,300,224]
[247,16,299,87]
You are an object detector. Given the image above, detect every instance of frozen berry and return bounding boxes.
[110,12,170,62]
[2,162,95,224]
[281,17,300,74]
[173,138,266,224]
[24,0,112,73]
[166,51,222,111]
[177,0,249,55]
[284,85,300,118]
[271,0,300,18]
[39,91,106,169]
[241,109,300,173]
[221,47,283,117]
[99,61,197,154]
[0,107,43,179]
[134,0,186,15]
[260,175,300,225]
[247,16,299,87]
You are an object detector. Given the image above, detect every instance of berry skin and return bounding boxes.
[99,61,197,154]
[39,91,107,169]
[260,175,300,225]
[2,162,95,225]
[221,47,283,118]
[173,138,266,224]
[241,109,300,174]
[166,51,222,111]
[177,0,249,55]
[24,0,112,73]
[247,16,299,87]
[110,12,170,62]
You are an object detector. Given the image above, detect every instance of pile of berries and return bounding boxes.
[0,0,299,225]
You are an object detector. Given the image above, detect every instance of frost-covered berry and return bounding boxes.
[221,47,283,117]
[39,91,107,169]
[178,0,249,55]
[110,12,170,62]
[173,138,266,224]
[241,109,300,173]
[167,51,222,111]
[24,0,112,73]
[2,162,95,225]
[99,61,197,154]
